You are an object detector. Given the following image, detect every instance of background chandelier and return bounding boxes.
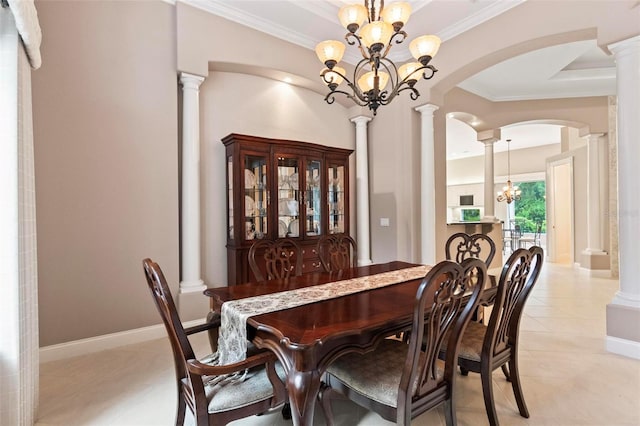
[497,139,521,204]
[315,1,441,115]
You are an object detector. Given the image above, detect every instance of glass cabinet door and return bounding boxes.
[277,156,300,238]
[244,154,268,242]
[327,162,346,234]
[305,159,322,236]
[227,155,234,240]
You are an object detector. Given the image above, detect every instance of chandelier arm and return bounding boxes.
[378,90,392,104]
[396,85,421,101]
[324,90,368,107]
[344,79,369,103]
[379,31,406,59]
[351,58,374,99]
[421,65,438,80]
[378,58,398,90]
[390,31,407,46]
[345,31,365,53]
[321,67,349,86]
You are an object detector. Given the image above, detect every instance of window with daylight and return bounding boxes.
[513,181,546,233]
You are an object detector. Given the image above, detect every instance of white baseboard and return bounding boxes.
[606,336,640,360]
[39,318,206,364]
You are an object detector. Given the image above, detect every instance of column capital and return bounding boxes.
[608,34,640,56]
[179,72,205,90]
[350,115,372,126]
[477,128,501,144]
[582,133,606,142]
[414,103,439,115]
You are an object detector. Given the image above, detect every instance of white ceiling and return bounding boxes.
[185,0,616,159]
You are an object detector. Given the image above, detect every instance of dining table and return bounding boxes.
[204,261,494,426]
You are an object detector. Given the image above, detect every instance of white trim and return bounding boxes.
[39,318,206,363]
[437,0,526,42]
[182,0,318,51]
[606,336,640,360]
[576,266,612,277]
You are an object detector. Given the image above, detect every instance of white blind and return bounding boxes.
[6,0,41,69]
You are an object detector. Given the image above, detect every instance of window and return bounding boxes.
[514,181,546,233]
[461,208,481,222]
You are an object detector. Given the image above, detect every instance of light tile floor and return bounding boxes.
[37,262,640,426]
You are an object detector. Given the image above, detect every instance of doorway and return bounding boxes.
[547,157,574,264]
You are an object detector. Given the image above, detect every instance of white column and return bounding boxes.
[415,104,439,265]
[606,35,640,359]
[582,133,607,255]
[609,36,640,306]
[352,115,373,266]
[179,72,206,293]
[481,138,498,221]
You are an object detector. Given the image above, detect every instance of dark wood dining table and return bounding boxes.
[205,261,431,426]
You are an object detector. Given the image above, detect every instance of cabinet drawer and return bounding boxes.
[301,258,322,273]
[301,246,319,260]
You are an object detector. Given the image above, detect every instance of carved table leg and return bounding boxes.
[286,369,322,426]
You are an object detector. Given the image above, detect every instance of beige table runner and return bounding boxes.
[218,264,431,365]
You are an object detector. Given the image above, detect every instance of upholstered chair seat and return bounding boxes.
[326,339,443,407]
[199,365,286,414]
[440,321,486,362]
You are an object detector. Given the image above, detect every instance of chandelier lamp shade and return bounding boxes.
[497,139,521,204]
[315,1,441,115]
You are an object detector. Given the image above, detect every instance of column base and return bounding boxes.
[179,279,206,294]
[580,249,610,270]
[357,258,373,266]
[607,301,640,359]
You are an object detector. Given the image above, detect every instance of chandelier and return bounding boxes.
[315,1,441,115]
[497,139,521,204]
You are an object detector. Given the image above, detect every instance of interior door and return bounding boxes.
[547,157,573,264]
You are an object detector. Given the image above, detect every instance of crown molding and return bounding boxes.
[438,0,526,42]
[181,0,318,50]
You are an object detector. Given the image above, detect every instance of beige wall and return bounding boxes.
[200,71,354,287]
[32,0,179,346]
[367,95,424,263]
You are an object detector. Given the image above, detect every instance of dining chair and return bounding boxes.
[518,223,542,249]
[318,257,488,426]
[502,227,513,255]
[142,258,287,426]
[446,232,496,268]
[440,246,544,426]
[317,234,358,272]
[248,238,303,282]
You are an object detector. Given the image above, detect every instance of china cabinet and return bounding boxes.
[222,133,353,285]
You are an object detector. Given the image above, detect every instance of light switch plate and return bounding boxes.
[380,218,390,227]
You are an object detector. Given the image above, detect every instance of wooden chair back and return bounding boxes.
[398,258,487,423]
[248,238,303,282]
[485,246,543,358]
[142,258,286,425]
[317,234,358,272]
[446,232,496,267]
